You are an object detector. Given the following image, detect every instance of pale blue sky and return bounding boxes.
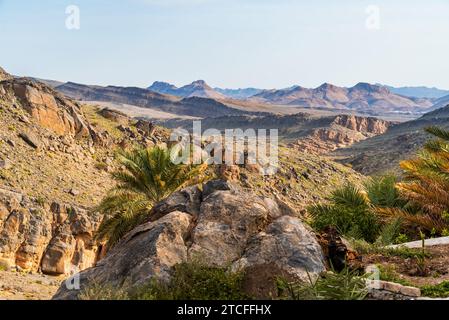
[0,0,448,89]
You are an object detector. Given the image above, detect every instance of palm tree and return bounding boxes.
[95,146,207,248]
[378,126,449,235]
[309,175,407,243]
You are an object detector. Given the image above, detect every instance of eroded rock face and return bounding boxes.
[0,78,93,141]
[53,181,326,300]
[0,188,101,275]
[332,115,391,135]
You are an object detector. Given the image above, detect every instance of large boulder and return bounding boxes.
[188,190,275,266]
[53,211,192,300]
[98,108,129,125]
[232,216,326,282]
[53,181,326,300]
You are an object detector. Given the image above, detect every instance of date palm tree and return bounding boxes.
[95,146,207,248]
[379,126,449,234]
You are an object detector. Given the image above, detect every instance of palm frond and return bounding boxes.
[425,126,449,141]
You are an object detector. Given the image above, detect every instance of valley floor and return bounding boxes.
[0,270,61,300]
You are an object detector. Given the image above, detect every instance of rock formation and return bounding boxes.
[0,188,101,275]
[53,180,326,300]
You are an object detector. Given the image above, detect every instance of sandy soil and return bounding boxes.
[0,270,62,300]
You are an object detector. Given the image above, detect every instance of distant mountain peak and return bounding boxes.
[317,83,336,89]
[148,81,179,95]
[190,80,207,86]
[352,82,389,94]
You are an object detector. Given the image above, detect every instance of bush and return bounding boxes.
[277,268,368,300]
[79,283,130,300]
[421,281,449,298]
[131,262,250,300]
[309,184,381,242]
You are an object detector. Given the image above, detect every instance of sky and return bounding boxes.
[0,0,448,89]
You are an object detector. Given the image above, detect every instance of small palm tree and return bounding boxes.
[309,175,407,243]
[95,146,207,248]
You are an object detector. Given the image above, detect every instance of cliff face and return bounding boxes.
[292,115,394,154]
[332,115,391,135]
[0,188,101,275]
[0,78,92,139]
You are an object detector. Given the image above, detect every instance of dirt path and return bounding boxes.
[0,270,62,300]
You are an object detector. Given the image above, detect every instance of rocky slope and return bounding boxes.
[0,68,169,278]
[57,82,250,118]
[333,104,449,175]
[251,82,433,115]
[53,180,326,300]
[0,67,366,299]
[159,113,393,154]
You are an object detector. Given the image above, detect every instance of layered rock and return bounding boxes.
[0,188,101,275]
[0,77,93,141]
[293,115,393,154]
[53,181,326,300]
[332,115,391,135]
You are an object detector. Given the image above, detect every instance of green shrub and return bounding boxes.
[365,175,407,208]
[349,239,431,259]
[421,281,449,298]
[377,264,412,287]
[79,283,130,300]
[131,262,249,300]
[277,269,368,300]
[375,218,403,246]
[309,184,381,242]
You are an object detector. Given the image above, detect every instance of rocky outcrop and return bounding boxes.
[53,181,326,300]
[0,188,101,275]
[98,108,129,125]
[0,67,13,81]
[0,77,94,141]
[332,115,391,135]
[292,115,393,154]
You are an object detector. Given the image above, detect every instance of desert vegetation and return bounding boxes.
[95,146,207,248]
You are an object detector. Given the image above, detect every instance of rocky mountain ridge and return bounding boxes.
[148,80,226,100]
[251,82,434,115]
[333,104,449,175]
[57,82,251,118]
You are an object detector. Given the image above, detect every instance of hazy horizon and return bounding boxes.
[1,0,449,90]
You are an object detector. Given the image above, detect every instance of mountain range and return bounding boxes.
[56,82,253,118]
[250,83,435,114]
[147,80,445,117]
[379,84,449,99]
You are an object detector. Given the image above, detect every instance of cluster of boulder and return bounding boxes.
[53,180,327,300]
